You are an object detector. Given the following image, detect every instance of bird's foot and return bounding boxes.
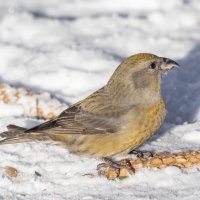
[97,157,134,179]
[129,150,154,159]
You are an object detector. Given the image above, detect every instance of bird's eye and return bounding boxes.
[149,62,157,69]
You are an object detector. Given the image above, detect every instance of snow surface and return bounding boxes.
[0,0,200,199]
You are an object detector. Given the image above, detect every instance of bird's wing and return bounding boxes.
[26,88,128,135]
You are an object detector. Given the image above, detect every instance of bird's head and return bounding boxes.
[107,53,179,105]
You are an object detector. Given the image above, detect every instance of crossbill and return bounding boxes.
[0,53,179,159]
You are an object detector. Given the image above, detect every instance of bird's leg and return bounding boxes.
[129,150,154,159]
[97,157,135,176]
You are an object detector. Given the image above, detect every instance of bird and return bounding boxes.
[0,53,179,166]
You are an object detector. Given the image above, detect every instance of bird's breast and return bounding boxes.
[123,98,166,152]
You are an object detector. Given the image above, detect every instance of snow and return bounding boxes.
[0,0,200,199]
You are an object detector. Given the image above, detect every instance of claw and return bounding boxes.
[129,150,154,159]
[97,163,109,176]
[97,157,135,178]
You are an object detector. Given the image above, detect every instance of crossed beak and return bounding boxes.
[160,57,180,71]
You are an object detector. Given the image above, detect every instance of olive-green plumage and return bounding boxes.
[0,53,179,158]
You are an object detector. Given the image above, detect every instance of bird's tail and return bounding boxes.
[0,125,35,145]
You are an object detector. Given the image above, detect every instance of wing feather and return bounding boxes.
[26,88,129,135]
